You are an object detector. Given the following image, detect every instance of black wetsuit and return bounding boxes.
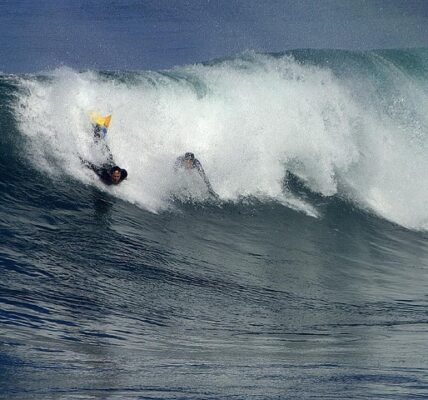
[85,162,127,185]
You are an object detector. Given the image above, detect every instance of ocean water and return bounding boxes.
[1,49,428,399]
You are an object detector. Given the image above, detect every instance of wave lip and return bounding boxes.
[3,48,428,230]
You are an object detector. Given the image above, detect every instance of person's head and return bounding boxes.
[110,166,122,184]
[184,152,195,169]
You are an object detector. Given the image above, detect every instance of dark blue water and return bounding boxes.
[1,46,428,399]
[1,164,427,399]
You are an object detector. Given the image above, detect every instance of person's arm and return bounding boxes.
[194,160,219,198]
[81,158,113,184]
[81,159,103,178]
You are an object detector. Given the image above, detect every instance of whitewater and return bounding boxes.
[11,49,428,229]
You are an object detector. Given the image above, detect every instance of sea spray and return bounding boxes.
[12,49,428,229]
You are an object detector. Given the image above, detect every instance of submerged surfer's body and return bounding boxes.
[82,120,128,185]
[175,152,218,198]
[93,123,114,164]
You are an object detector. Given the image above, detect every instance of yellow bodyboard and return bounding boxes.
[90,112,112,128]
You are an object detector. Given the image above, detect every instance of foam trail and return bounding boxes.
[13,51,428,229]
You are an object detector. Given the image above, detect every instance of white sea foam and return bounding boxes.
[14,53,428,229]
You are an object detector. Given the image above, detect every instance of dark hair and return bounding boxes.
[184,152,195,160]
[110,166,122,174]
